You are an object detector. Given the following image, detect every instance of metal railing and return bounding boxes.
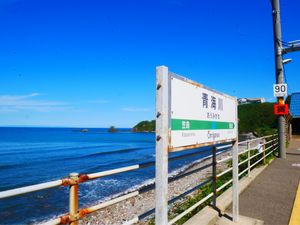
[0,134,278,225]
[167,134,278,225]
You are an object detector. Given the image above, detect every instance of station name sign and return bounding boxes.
[169,73,238,152]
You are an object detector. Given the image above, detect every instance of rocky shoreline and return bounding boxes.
[80,149,233,225]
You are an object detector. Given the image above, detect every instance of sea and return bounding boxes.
[0,127,213,224]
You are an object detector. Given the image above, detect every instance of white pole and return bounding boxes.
[155,66,170,225]
[232,100,239,222]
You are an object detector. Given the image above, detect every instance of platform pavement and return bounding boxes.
[183,136,300,225]
[224,135,300,225]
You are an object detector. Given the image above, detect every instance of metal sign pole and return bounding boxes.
[212,146,217,208]
[155,66,170,225]
[232,140,239,222]
[232,100,239,222]
[271,0,286,159]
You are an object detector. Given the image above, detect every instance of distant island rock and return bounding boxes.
[132,120,155,132]
[81,129,89,132]
[108,126,118,133]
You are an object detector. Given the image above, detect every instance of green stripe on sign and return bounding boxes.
[171,119,235,131]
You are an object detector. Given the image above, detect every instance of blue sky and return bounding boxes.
[0,0,299,127]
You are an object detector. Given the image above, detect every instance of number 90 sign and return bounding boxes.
[273,84,287,97]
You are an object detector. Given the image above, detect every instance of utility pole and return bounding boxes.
[271,0,286,159]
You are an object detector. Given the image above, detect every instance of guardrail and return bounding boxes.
[167,134,278,225]
[0,134,278,225]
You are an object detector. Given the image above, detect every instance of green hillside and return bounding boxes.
[238,103,277,136]
[132,120,155,132]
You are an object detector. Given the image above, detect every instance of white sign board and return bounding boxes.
[273,84,287,97]
[170,74,238,151]
[155,66,239,225]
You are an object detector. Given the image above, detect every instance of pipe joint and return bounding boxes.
[69,213,80,222]
[61,173,80,186]
[59,215,71,224]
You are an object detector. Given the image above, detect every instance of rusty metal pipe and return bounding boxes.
[41,214,70,225]
[217,167,233,178]
[237,134,274,145]
[41,191,140,225]
[249,157,265,169]
[84,191,139,214]
[69,173,79,225]
[247,142,251,176]
[168,192,214,225]
[217,155,232,164]
[238,149,250,156]
[217,179,233,192]
[0,136,275,201]
[216,144,233,150]
[87,165,139,180]
[0,180,62,199]
[264,139,274,145]
[40,218,62,225]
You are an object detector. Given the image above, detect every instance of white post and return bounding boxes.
[232,100,239,222]
[247,142,251,177]
[263,139,266,164]
[155,66,170,225]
